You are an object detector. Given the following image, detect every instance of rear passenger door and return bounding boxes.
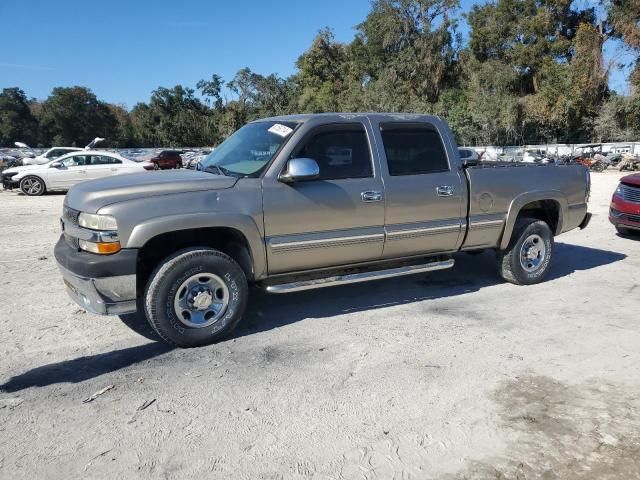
[85,155,123,180]
[373,121,466,258]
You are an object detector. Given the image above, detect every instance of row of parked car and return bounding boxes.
[1,143,211,196]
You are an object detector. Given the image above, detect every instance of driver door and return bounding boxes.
[261,123,385,274]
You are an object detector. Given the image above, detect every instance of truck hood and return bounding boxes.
[65,170,239,213]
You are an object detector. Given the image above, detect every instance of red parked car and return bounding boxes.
[610,173,640,235]
[149,150,183,170]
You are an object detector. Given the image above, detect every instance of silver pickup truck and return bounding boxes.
[55,114,591,347]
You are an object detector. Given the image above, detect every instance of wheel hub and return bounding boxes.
[173,273,229,328]
[188,288,213,310]
[519,234,546,272]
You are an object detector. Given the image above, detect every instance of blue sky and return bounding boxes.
[0,0,633,107]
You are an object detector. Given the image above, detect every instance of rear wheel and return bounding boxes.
[20,175,46,196]
[498,218,553,285]
[144,248,248,347]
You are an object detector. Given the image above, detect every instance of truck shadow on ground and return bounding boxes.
[0,242,625,393]
[234,242,626,338]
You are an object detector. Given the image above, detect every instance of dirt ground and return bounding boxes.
[0,171,639,479]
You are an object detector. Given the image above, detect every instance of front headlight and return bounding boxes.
[78,212,118,231]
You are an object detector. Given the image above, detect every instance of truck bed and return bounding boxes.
[462,163,589,250]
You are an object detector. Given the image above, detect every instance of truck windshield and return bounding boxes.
[199,121,298,177]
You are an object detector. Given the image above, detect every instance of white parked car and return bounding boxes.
[21,147,84,165]
[2,150,154,196]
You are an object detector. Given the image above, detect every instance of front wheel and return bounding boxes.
[20,175,46,196]
[144,248,248,347]
[497,218,553,285]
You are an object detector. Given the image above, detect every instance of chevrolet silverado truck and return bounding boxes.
[54,114,591,347]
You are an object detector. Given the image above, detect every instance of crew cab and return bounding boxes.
[54,114,591,347]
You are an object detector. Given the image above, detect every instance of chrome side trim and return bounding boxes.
[269,233,384,253]
[386,221,461,241]
[265,259,455,293]
[469,219,504,230]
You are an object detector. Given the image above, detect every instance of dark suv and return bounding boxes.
[149,150,183,169]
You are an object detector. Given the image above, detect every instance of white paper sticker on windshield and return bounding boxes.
[268,123,293,137]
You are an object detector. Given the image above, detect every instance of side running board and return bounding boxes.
[264,258,455,294]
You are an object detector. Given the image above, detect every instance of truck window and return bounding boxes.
[380,124,449,175]
[296,126,373,180]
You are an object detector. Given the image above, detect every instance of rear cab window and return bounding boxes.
[380,123,450,175]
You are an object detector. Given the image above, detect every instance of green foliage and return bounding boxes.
[0,88,38,147]
[38,86,118,146]
[0,0,637,147]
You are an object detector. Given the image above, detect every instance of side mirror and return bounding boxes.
[50,161,63,168]
[280,158,320,183]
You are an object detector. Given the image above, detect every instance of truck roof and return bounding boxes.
[254,112,444,124]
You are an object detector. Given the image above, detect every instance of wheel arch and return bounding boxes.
[130,215,266,295]
[499,191,567,250]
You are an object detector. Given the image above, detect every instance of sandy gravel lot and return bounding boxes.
[0,171,639,479]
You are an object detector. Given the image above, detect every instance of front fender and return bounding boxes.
[499,190,568,250]
[127,213,267,279]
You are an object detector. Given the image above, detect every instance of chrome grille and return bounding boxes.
[620,184,640,203]
[63,205,80,225]
[62,206,81,249]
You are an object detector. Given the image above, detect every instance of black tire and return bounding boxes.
[153,162,160,170]
[497,218,553,285]
[591,162,604,172]
[144,248,248,348]
[20,175,46,196]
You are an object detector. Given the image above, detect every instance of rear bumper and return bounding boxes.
[54,235,138,315]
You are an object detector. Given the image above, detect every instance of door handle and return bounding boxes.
[436,185,454,197]
[361,190,383,202]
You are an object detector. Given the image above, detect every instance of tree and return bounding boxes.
[604,0,640,92]
[38,86,118,146]
[0,88,38,147]
[355,0,460,105]
[296,28,348,112]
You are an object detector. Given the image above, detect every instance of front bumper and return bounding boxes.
[609,209,640,231]
[2,174,19,190]
[609,194,640,231]
[54,235,138,315]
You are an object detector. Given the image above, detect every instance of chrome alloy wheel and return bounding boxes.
[519,234,546,272]
[22,177,43,195]
[173,273,229,328]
